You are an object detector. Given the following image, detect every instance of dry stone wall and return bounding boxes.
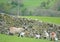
[0,14,60,39]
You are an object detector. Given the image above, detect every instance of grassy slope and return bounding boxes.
[23,0,55,8]
[0,34,53,42]
[0,0,8,3]
[20,16,60,25]
[0,0,56,8]
[0,0,57,15]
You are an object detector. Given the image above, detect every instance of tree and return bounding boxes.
[21,8,30,16]
[50,0,60,11]
[0,3,13,13]
[40,2,46,8]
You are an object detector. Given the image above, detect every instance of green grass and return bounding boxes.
[0,0,8,3]
[23,0,55,8]
[19,16,60,25]
[0,0,56,9]
[0,34,53,42]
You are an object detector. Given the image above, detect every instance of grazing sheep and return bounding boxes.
[35,33,41,39]
[50,32,56,41]
[18,31,25,37]
[43,30,49,39]
[8,27,25,35]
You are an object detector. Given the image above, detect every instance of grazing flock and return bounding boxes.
[7,26,58,42]
[0,14,59,42]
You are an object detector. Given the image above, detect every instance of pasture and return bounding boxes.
[0,0,55,9]
[0,34,53,42]
[23,0,55,8]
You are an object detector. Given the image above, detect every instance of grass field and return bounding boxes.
[0,34,53,42]
[19,16,60,25]
[23,0,55,8]
[0,0,55,9]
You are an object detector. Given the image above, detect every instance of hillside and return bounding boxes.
[0,0,55,8]
[0,0,60,16]
[0,0,56,9]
